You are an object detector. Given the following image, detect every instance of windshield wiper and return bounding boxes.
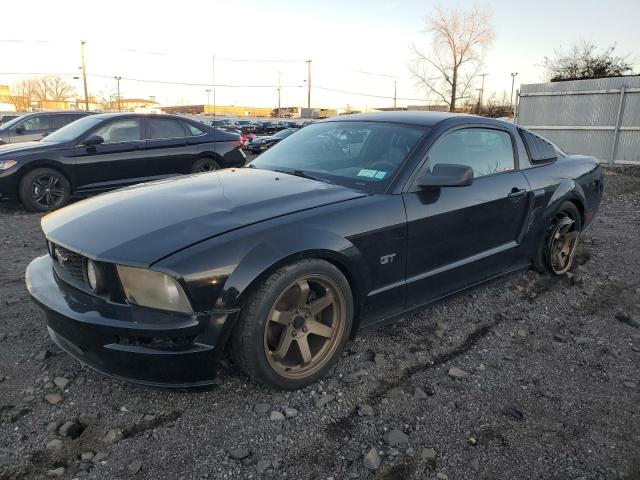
[273,169,321,182]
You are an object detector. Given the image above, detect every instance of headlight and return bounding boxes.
[0,160,17,170]
[86,259,104,293]
[116,265,193,313]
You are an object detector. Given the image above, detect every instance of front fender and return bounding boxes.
[218,226,368,310]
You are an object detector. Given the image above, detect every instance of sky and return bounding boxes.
[1,0,638,110]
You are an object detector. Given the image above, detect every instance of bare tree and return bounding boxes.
[9,79,39,111]
[543,42,633,81]
[410,5,495,112]
[31,76,76,102]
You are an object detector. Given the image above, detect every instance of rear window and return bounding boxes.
[148,118,187,139]
[519,129,558,164]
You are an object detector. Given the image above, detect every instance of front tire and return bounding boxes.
[533,201,582,275]
[231,259,353,390]
[19,168,71,212]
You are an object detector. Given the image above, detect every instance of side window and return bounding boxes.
[183,122,204,136]
[20,115,50,131]
[51,115,78,129]
[518,129,558,163]
[92,119,142,143]
[427,128,515,178]
[147,118,187,139]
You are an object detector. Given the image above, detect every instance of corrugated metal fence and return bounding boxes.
[516,76,640,164]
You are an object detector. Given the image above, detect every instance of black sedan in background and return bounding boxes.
[247,127,299,153]
[26,112,603,390]
[0,113,245,211]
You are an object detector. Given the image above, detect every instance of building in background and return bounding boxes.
[161,104,273,117]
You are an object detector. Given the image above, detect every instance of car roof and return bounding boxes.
[317,111,470,127]
[89,112,187,121]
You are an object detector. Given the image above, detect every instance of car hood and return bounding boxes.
[0,140,62,156]
[42,168,366,267]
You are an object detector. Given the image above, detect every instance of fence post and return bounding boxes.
[609,86,626,164]
[514,89,520,124]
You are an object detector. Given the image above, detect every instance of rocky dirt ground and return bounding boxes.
[0,167,639,480]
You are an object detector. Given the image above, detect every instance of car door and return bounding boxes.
[10,114,51,143]
[72,117,148,192]
[403,125,531,308]
[144,117,199,176]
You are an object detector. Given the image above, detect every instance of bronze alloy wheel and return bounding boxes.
[547,212,580,274]
[263,274,346,380]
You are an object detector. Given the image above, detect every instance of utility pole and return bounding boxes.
[277,71,282,118]
[306,59,312,109]
[478,73,488,115]
[393,80,397,109]
[114,76,122,111]
[510,72,518,110]
[80,40,89,111]
[212,54,216,118]
[205,89,211,107]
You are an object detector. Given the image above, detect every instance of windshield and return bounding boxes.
[249,121,426,191]
[41,116,102,143]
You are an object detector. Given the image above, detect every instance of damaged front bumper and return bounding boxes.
[26,255,238,388]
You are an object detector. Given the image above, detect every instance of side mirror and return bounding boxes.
[83,134,104,147]
[417,163,474,189]
[15,125,25,134]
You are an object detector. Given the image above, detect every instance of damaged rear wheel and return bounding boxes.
[534,201,582,275]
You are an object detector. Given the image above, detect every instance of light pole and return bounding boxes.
[510,72,518,110]
[393,80,397,109]
[114,76,122,111]
[80,40,89,111]
[306,59,312,109]
[477,73,488,115]
[205,89,211,108]
[277,71,282,118]
[212,55,216,118]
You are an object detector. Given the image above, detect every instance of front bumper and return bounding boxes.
[26,255,238,388]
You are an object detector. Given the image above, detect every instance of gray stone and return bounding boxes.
[143,414,156,422]
[229,448,250,460]
[102,429,124,445]
[373,354,386,367]
[46,439,63,451]
[93,451,109,463]
[270,411,285,421]
[44,393,63,405]
[127,460,142,476]
[46,421,61,433]
[284,407,298,418]
[413,387,428,400]
[80,451,95,462]
[383,428,409,447]
[53,377,70,390]
[436,474,449,480]
[254,403,271,414]
[623,381,637,389]
[421,447,436,464]
[363,447,381,470]
[59,421,83,439]
[78,412,99,426]
[447,367,469,379]
[315,394,335,408]
[46,467,65,477]
[256,460,271,474]
[357,404,374,416]
[517,329,527,338]
[575,336,595,345]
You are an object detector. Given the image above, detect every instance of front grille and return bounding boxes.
[51,244,86,284]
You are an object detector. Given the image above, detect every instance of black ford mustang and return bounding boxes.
[0,113,245,211]
[26,112,603,389]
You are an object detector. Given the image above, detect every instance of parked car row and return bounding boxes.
[209,118,313,135]
[0,113,245,211]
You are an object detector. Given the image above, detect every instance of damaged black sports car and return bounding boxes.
[26,112,603,389]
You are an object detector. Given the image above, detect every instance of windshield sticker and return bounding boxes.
[357,169,378,178]
[374,171,387,179]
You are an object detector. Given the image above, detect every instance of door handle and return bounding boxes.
[507,187,527,198]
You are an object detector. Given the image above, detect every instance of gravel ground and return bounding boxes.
[0,166,639,480]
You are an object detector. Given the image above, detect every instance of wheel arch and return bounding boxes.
[546,178,586,228]
[16,160,73,193]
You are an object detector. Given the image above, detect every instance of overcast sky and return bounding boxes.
[1,0,638,109]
